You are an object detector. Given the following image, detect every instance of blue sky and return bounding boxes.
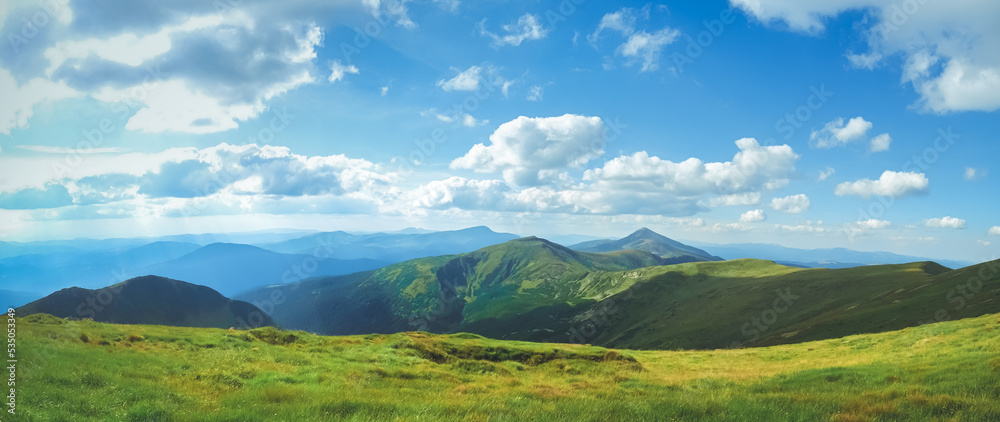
[0,0,998,261]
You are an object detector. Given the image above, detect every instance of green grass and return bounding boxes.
[16,312,1000,421]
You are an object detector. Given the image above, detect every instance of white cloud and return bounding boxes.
[739,209,767,222]
[978,240,992,247]
[437,66,483,91]
[964,167,987,181]
[810,116,872,148]
[818,167,836,181]
[589,7,679,72]
[616,28,680,72]
[0,143,396,209]
[0,68,77,135]
[846,52,882,70]
[926,216,967,229]
[0,1,447,135]
[479,13,549,47]
[589,8,641,43]
[707,192,762,206]
[855,219,891,229]
[989,226,1000,236]
[527,85,543,101]
[870,133,892,153]
[770,194,810,214]
[410,177,514,211]
[834,171,929,199]
[329,61,360,83]
[451,114,606,186]
[775,220,826,233]
[585,138,799,197]
[730,0,1000,113]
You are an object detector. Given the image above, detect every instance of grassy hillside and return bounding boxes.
[238,237,668,335]
[467,258,1000,349]
[242,235,1000,350]
[16,312,1000,421]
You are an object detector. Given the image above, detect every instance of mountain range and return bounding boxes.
[0,226,518,306]
[691,241,976,269]
[236,229,1000,349]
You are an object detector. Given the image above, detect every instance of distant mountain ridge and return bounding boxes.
[18,276,274,329]
[694,242,976,269]
[570,228,723,264]
[257,225,520,261]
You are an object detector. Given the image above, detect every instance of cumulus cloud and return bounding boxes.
[834,171,929,199]
[870,133,892,153]
[990,226,1000,236]
[431,137,800,216]
[810,116,872,148]
[451,114,606,186]
[0,1,434,134]
[479,13,549,47]
[585,138,799,197]
[770,194,810,214]
[589,7,679,72]
[730,0,1000,113]
[854,219,891,229]
[925,216,966,229]
[707,192,762,207]
[0,143,395,210]
[329,61,360,83]
[739,209,767,222]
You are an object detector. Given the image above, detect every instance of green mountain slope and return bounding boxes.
[570,227,722,263]
[466,258,1000,349]
[15,312,1000,421]
[238,237,668,335]
[18,275,275,329]
[241,232,1000,350]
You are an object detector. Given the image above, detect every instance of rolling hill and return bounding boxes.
[15,310,1000,420]
[237,236,669,335]
[241,234,1000,350]
[17,275,274,329]
[570,227,723,264]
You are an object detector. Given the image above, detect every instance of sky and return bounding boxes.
[0,0,998,261]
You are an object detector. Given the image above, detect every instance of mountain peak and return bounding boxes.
[629,227,661,238]
[571,228,722,263]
